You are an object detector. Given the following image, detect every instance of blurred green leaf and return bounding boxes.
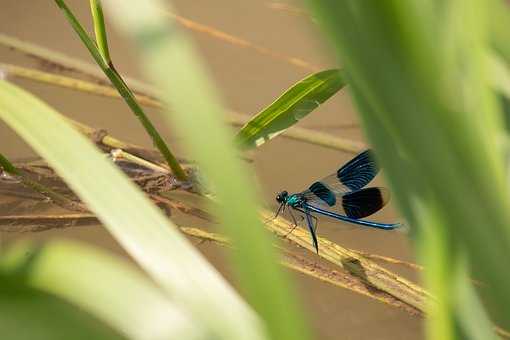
[0,240,200,340]
[235,69,346,149]
[307,0,510,337]
[0,80,262,339]
[101,1,310,340]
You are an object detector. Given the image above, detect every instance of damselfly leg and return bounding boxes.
[283,208,301,238]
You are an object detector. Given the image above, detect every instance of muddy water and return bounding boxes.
[0,1,422,339]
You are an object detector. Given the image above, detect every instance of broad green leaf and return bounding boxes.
[0,80,262,340]
[235,69,346,149]
[0,240,199,340]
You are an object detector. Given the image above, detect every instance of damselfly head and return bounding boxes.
[275,191,288,203]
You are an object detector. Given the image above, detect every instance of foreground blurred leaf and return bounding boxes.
[307,0,510,337]
[0,80,263,340]
[0,240,200,340]
[102,1,310,339]
[235,69,346,149]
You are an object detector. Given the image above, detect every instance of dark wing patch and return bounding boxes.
[337,149,379,191]
[308,181,336,206]
[342,187,389,219]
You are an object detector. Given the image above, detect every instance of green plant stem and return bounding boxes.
[53,0,187,181]
[89,0,111,64]
[0,152,19,175]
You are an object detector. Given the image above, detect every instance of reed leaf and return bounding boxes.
[89,0,111,64]
[235,69,346,149]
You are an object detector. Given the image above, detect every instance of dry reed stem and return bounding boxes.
[0,33,155,94]
[165,11,320,72]
[349,249,423,270]
[266,2,310,17]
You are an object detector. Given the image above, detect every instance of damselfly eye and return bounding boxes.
[275,191,288,203]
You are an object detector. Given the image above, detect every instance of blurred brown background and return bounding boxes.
[0,1,422,339]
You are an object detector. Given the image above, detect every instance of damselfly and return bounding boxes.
[275,150,400,253]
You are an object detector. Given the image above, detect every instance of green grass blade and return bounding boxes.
[53,0,187,180]
[0,152,19,174]
[0,240,203,340]
[101,1,310,339]
[0,80,264,340]
[89,0,111,64]
[235,69,346,149]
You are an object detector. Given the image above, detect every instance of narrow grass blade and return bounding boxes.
[89,0,111,64]
[101,1,310,339]
[0,240,203,340]
[0,80,264,340]
[235,69,346,149]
